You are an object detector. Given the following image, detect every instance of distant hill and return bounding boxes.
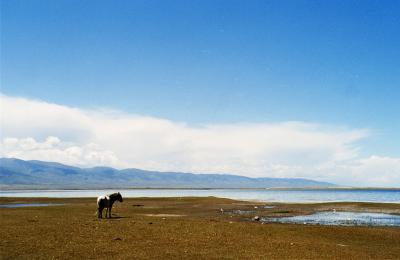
[0,158,335,189]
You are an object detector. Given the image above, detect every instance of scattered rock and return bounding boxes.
[253,216,260,221]
[290,243,294,246]
[254,206,258,209]
[148,222,153,225]
[113,237,122,241]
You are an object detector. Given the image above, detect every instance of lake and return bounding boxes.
[0,203,64,208]
[1,189,400,203]
[262,211,400,226]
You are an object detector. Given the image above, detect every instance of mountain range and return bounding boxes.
[0,158,335,189]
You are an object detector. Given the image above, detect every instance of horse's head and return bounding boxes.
[117,192,123,202]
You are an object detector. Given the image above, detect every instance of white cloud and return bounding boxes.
[1,136,120,167]
[343,156,400,187]
[1,94,399,186]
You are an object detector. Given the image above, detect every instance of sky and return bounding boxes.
[1,0,400,186]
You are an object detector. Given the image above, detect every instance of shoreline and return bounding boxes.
[1,196,400,214]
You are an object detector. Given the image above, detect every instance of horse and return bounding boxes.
[97,192,123,218]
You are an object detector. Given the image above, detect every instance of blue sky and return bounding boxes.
[1,1,400,185]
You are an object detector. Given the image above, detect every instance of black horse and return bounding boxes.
[97,192,123,218]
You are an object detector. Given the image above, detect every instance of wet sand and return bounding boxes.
[1,197,400,259]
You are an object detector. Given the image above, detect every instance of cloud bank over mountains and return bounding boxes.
[1,94,399,186]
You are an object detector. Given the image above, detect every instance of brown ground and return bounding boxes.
[1,197,400,259]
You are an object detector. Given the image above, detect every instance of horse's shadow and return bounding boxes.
[99,214,130,220]
[110,215,127,219]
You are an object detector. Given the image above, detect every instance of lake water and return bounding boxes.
[1,189,400,203]
[0,203,64,208]
[262,211,400,226]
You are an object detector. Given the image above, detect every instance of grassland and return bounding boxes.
[1,197,400,259]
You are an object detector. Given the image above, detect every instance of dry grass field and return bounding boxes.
[1,197,400,259]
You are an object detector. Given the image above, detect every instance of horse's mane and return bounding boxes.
[108,192,121,199]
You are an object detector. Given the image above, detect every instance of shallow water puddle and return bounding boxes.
[229,210,256,215]
[0,203,64,208]
[141,214,186,217]
[263,205,275,209]
[262,211,400,226]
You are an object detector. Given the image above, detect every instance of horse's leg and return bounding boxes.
[109,205,112,218]
[99,207,102,218]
